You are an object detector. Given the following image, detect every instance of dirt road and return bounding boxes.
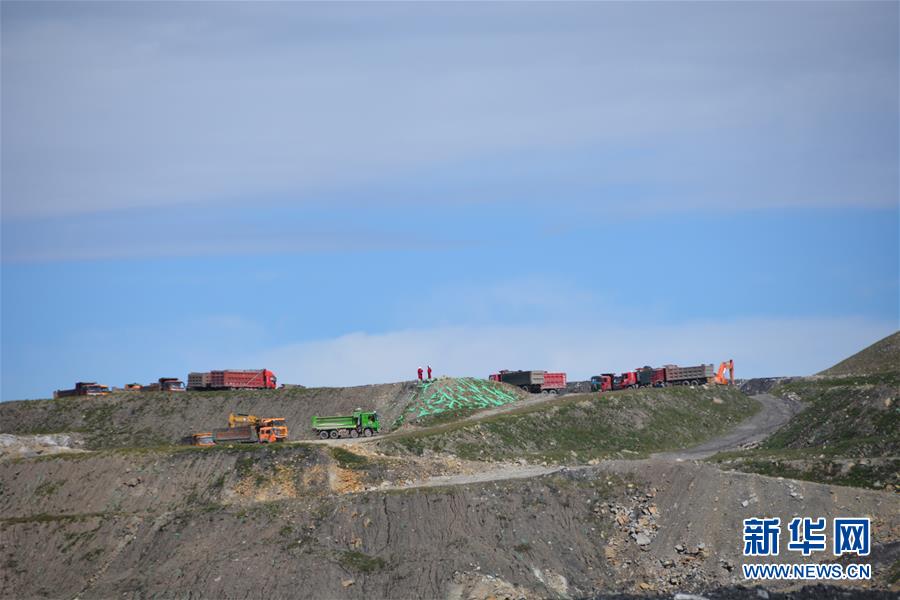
[657,393,803,461]
[355,393,802,492]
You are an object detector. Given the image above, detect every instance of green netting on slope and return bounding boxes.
[407,377,523,419]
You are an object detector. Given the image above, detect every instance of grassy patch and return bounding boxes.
[709,371,899,490]
[336,550,386,573]
[765,375,899,457]
[711,454,898,490]
[328,447,370,470]
[382,387,758,464]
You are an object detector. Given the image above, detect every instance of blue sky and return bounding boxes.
[2,2,897,400]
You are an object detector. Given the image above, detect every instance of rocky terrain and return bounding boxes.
[1,333,898,599]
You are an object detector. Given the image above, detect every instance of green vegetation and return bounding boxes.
[764,375,899,457]
[328,446,370,470]
[382,387,758,464]
[710,372,899,490]
[336,550,386,573]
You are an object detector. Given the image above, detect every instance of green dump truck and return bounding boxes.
[312,411,380,439]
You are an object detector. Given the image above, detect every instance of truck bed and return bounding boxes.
[213,425,256,443]
[664,364,714,383]
[312,416,357,430]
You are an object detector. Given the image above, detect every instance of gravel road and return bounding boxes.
[657,393,803,461]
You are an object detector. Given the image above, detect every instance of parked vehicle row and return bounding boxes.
[591,360,734,392]
[54,369,277,397]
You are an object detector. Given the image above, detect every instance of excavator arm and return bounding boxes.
[714,360,734,385]
[228,413,260,428]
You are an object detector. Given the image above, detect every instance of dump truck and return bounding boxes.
[187,372,210,389]
[213,416,288,444]
[187,369,277,390]
[591,372,641,392]
[142,377,185,392]
[312,411,380,439]
[53,382,111,399]
[662,364,715,386]
[593,363,718,392]
[489,370,567,394]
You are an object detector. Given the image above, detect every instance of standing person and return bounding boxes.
[417,367,423,382]
[427,365,432,380]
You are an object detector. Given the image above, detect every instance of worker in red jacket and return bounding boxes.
[417,367,423,382]
[427,365,432,380]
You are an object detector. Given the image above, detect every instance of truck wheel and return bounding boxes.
[329,430,339,439]
[350,430,359,438]
[363,428,373,437]
[319,431,329,439]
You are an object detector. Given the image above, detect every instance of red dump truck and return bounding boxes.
[187,369,277,390]
[593,363,717,392]
[489,370,567,394]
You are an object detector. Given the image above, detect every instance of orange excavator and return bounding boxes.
[714,360,734,385]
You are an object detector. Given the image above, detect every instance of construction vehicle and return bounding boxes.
[312,410,380,439]
[142,377,185,392]
[661,364,715,386]
[53,382,111,399]
[591,371,642,392]
[212,414,288,444]
[187,369,277,390]
[593,362,730,392]
[714,360,735,385]
[123,383,142,391]
[187,372,210,389]
[489,370,567,394]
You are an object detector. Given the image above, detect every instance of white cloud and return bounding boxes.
[247,317,897,385]
[2,2,896,219]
